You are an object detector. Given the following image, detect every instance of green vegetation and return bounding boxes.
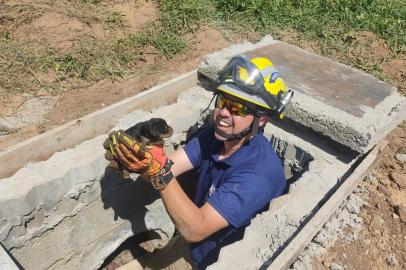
[213,0,405,53]
[105,11,125,27]
[1,0,404,106]
[0,33,38,99]
[123,31,187,57]
[124,0,209,58]
[36,40,142,81]
[159,0,210,33]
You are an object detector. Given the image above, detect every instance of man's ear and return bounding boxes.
[259,115,269,127]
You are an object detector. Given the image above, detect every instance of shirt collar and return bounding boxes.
[210,133,261,166]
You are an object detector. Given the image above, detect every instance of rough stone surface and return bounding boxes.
[395,204,406,223]
[395,153,406,162]
[386,254,399,266]
[389,171,406,189]
[198,36,406,153]
[0,86,213,270]
[290,191,366,270]
[0,96,56,130]
[330,262,344,270]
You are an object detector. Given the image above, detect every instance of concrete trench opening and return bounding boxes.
[1,38,405,270]
[270,135,314,191]
[98,133,315,269]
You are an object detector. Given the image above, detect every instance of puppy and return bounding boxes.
[125,118,173,147]
[121,118,173,179]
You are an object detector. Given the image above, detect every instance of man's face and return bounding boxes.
[213,95,255,141]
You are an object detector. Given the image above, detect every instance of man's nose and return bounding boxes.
[218,106,232,117]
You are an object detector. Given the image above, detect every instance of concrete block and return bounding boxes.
[198,37,406,153]
[0,86,212,270]
[209,123,352,270]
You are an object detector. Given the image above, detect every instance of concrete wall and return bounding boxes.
[0,83,355,270]
[209,122,353,269]
[0,87,213,270]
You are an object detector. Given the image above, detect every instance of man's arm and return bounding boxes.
[168,148,194,177]
[106,132,228,242]
[161,148,229,242]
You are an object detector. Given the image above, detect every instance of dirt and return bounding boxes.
[348,31,406,95]
[0,1,405,269]
[312,123,406,270]
[0,0,231,150]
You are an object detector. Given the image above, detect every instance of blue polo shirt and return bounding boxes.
[183,127,285,269]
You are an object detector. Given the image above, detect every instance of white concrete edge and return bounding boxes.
[0,243,19,270]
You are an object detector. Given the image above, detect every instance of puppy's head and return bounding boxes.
[140,118,173,142]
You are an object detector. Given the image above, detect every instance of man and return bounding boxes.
[104,55,293,269]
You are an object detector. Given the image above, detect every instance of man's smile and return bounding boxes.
[216,118,233,128]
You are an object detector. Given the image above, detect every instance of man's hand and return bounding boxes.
[103,130,174,189]
[103,136,121,171]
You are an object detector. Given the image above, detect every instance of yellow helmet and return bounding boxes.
[216,55,293,117]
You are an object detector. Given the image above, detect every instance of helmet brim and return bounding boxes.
[216,83,271,110]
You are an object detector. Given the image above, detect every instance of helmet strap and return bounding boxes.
[250,116,261,136]
[202,93,216,114]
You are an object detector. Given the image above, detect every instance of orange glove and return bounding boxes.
[103,136,121,171]
[104,130,173,190]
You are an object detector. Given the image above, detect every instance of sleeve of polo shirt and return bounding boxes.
[183,127,214,169]
[183,135,201,168]
[207,171,272,228]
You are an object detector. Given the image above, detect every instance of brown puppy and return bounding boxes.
[121,118,173,179]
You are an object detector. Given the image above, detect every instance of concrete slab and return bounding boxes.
[198,37,406,153]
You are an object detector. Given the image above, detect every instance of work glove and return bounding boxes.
[103,130,174,190]
[104,137,133,179]
[103,134,122,171]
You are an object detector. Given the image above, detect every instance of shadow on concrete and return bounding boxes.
[98,165,198,269]
[100,167,158,224]
[269,117,359,164]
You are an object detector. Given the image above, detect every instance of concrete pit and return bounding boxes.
[1,37,405,270]
[99,135,315,268]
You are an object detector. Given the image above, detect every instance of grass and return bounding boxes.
[0,32,39,97]
[159,0,210,34]
[37,38,143,81]
[105,11,125,27]
[123,31,187,58]
[211,0,404,87]
[1,0,405,108]
[213,0,406,53]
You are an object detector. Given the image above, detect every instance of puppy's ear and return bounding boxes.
[157,119,173,138]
